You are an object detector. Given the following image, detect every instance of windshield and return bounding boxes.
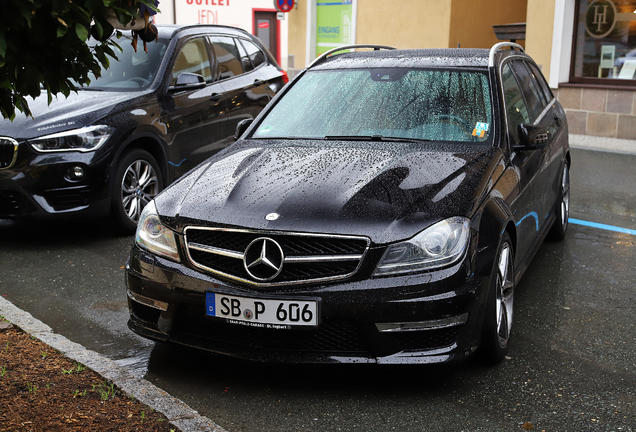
[82,37,168,91]
[253,68,493,143]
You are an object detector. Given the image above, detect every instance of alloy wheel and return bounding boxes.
[560,165,570,229]
[120,159,160,224]
[495,243,514,348]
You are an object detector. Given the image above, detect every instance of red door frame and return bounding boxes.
[252,8,281,65]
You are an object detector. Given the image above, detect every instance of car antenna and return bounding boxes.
[457,43,460,48]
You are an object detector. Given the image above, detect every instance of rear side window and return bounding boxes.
[240,39,266,69]
[236,38,254,72]
[209,36,244,80]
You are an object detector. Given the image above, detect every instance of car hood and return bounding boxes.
[2,90,142,140]
[157,139,504,244]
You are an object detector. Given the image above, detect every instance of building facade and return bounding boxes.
[155,0,290,69]
[283,0,636,142]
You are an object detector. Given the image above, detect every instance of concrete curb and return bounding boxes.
[569,133,636,155]
[0,296,227,432]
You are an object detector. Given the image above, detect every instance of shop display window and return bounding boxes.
[572,0,636,84]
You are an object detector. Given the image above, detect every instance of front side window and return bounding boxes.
[528,62,554,103]
[510,61,546,121]
[502,63,530,143]
[171,38,212,85]
[253,68,493,143]
[572,0,636,84]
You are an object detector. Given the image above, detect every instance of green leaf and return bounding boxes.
[75,23,89,41]
[57,26,68,38]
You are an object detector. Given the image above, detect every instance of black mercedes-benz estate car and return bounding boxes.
[125,42,570,364]
[0,24,287,232]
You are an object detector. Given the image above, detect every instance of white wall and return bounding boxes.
[549,0,576,88]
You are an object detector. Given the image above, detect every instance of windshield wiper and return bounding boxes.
[323,135,432,143]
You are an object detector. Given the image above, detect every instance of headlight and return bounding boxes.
[29,125,114,152]
[373,216,470,276]
[135,201,180,262]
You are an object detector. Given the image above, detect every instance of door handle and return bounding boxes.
[553,115,562,128]
[252,79,265,88]
[210,93,221,102]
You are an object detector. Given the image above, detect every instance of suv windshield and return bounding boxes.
[82,36,168,91]
[254,68,493,143]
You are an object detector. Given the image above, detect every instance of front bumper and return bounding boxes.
[0,142,111,219]
[125,245,492,364]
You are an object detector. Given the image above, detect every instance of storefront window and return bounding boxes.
[572,0,636,83]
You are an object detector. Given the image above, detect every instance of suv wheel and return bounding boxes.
[111,149,163,233]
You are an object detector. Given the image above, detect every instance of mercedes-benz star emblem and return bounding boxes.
[243,237,284,281]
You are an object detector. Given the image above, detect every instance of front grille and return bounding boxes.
[43,185,92,210]
[0,137,19,170]
[184,227,370,287]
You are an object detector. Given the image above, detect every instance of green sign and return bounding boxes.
[316,1,353,56]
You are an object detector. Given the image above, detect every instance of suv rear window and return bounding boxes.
[254,68,493,143]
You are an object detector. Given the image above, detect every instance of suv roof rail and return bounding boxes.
[488,42,525,67]
[308,44,396,68]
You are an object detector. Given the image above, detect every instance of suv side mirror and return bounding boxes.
[515,123,548,151]
[169,73,206,91]
[234,119,254,141]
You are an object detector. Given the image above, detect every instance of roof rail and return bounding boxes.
[308,44,396,68]
[488,42,525,67]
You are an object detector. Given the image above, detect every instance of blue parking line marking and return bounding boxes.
[168,159,186,167]
[569,218,636,236]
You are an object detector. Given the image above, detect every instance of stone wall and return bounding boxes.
[555,87,636,139]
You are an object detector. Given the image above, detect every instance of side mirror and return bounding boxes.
[515,123,548,151]
[169,73,206,91]
[234,119,254,141]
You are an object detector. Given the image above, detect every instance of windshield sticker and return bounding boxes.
[472,122,489,138]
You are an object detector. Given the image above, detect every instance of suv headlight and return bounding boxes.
[29,125,114,152]
[373,217,470,276]
[135,201,180,262]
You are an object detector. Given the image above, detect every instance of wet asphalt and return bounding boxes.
[0,146,635,431]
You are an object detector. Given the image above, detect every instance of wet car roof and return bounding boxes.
[155,24,251,40]
[311,48,491,70]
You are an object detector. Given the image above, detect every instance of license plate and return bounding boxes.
[206,292,318,328]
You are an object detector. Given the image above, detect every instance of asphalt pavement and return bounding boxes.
[1,133,635,432]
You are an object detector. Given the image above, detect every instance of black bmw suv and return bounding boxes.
[126,43,570,365]
[0,24,287,231]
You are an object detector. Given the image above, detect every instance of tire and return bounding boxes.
[480,232,515,363]
[111,149,163,234]
[549,163,570,241]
